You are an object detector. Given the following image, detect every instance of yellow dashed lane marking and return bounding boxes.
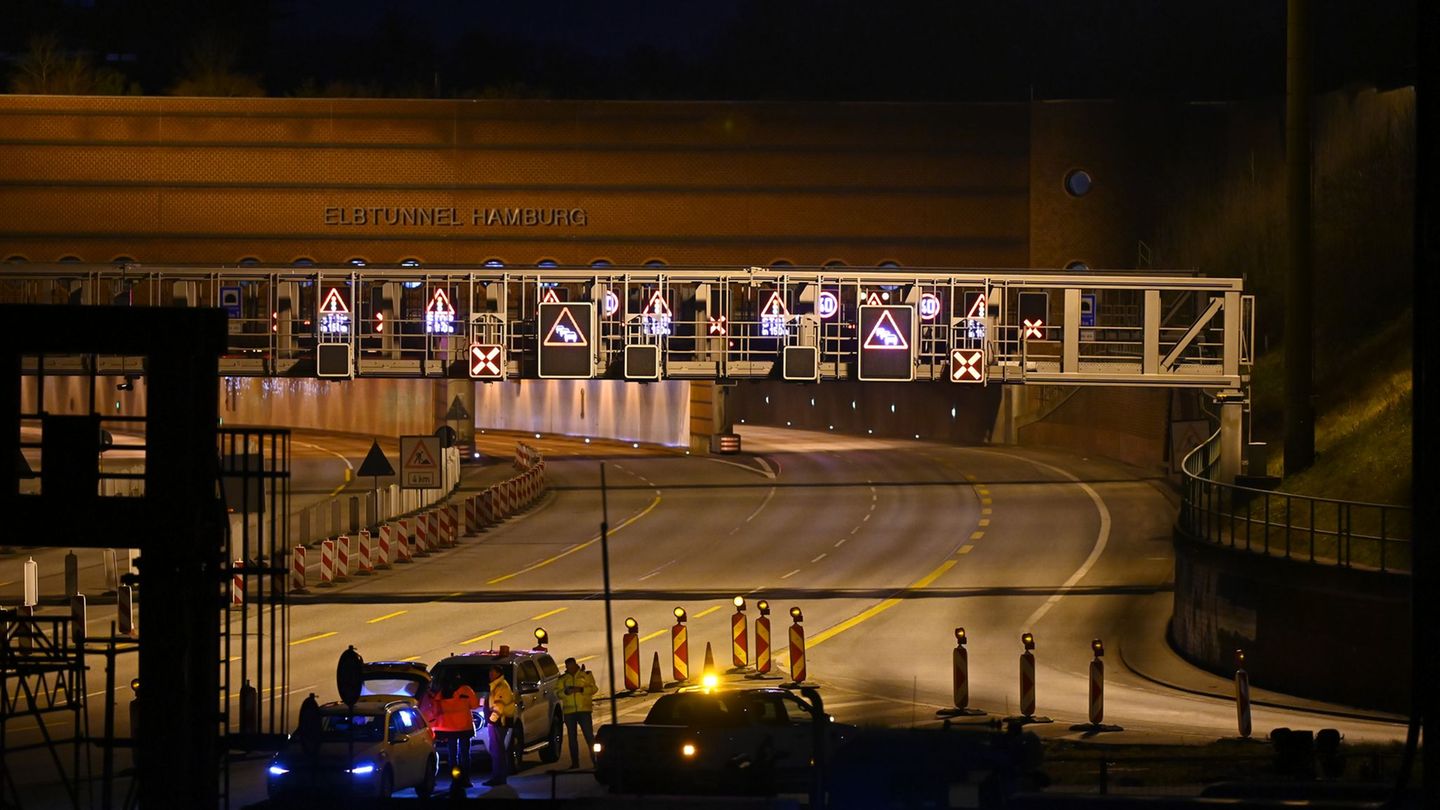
[970,530,985,540]
[693,606,723,619]
[639,628,669,643]
[809,559,957,649]
[290,631,337,646]
[531,607,567,621]
[487,493,662,584]
[367,610,407,624]
[980,497,992,505]
[462,629,503,645]
[981,507,992,516]
[576,655,595,664]
[958,545,974,554]
[978,518,990,527]
[400,655,422,662]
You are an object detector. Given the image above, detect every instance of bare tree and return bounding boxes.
[169,31,265,97]
[8,33,133,95]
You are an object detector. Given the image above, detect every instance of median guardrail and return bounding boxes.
[1178,429,1411,573]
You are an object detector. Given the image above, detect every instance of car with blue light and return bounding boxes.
[265,696,438,801]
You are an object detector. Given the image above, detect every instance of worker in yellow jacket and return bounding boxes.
[483,666,516,786]
[556,657,598,769]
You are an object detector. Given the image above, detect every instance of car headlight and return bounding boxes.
[681,743,696,758]
[592,742,603,754]
[349,762,375,776]
[268,764,290,777]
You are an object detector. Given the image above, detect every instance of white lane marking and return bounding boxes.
[861,514,870,522]
[834,538,847,548]
[850,526,860,535]
[637,559,680,581]
[996,453,1112,630]
[811,553,827,563]
[743,487,777,523]
[780,568,801,580]
[704,456,777,480]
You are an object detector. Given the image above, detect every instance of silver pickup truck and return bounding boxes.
[593,687,853,794]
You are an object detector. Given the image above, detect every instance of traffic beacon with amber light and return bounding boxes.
[746,599,779,680]
[1069,638,1121,733]
[621,617,642,694]
[533,627,549,651]
[670,607,689,684]
[1005,633,1052,725]
[782,607,807,687]
[730,596,749,670]
[937,627,985,718]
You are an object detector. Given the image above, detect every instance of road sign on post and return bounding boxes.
[538,302,595,379]
[857,305,915,381]
[399,435,443,489]
[220,286,242,318]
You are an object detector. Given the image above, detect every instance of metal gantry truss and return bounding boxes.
[1,264,1253,388]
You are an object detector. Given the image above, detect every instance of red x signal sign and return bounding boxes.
[950,348,985,383]
[1023,319,1045,340]
[708,315,728,336]
[469,344,504,379]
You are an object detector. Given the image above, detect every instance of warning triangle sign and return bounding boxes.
[319,287,350,314]
[405,441,437,468]
[357,440,395,477]
[864,309,911,350]
[966,292,987,319]
[445,395,471,421]
[643,290,672,318]
[760,290,790,318]
[426,288,455,315]
[864,291,882,306]
[543,306,589,347]
[541,288,560,303]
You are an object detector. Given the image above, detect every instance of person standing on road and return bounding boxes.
[424,674,480,787]
[484,666,516,786]
[557,657,598,769]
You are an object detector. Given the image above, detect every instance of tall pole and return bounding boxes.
[599,463,618,726]
[1283,0,1314,474]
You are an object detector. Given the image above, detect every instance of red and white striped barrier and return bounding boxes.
[1019,641,1037,718]
[375,523,393,569]
[291,546,307,593]
[356,530,373,575]
[788,619,807,684]
[320,539,336,585]
[465,495,479,534]
[413,514,431,557]
[446,504,460,545]
[230,560,245,609]
[514,442,540,470]
[392,520,413,564]
[480,487,499,524]
[335,535,351,581]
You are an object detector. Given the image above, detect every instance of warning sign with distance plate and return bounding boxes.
[399,435,443,489]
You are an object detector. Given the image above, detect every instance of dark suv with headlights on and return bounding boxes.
[428,645,563,772]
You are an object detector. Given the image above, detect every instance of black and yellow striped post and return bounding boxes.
[670,606,689,684]
[622,617,641,693]
[784,606,807,686]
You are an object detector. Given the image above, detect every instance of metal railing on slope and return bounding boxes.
[1178,429,1412,573]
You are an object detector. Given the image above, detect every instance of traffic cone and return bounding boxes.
[703,641,716,674]
[647,651,665,693]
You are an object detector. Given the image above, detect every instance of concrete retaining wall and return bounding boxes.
[728,380,1000,444]
[1171,527,1412,713]
[474,379,690,447]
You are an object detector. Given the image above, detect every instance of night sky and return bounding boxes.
[0,0,1418,100]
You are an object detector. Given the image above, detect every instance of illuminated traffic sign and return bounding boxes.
[918,293,941,321]
[950,348,985,383]
[641,290,672,336]
[604,290,620,317]
[425,288,456,334]
[864,291,883,306]
[538,302,595,378]
[857,305,915,381]
[318,287,351,334]
[469,344,504,379]
[708,315,728,336]
[1019,292,1048,340]
[759,290,790,337]
[816,291,839,319]
[541,287,560,304]
[962,291,987,341]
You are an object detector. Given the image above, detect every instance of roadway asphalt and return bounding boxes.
[2,426,1408,806]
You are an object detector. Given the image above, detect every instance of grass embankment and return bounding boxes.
[1239,311,1412,569]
